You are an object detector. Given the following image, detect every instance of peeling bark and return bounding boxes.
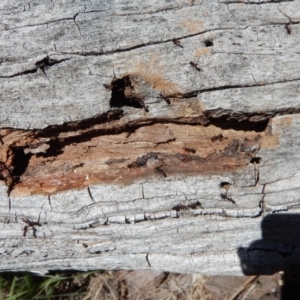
[0,0,300,275]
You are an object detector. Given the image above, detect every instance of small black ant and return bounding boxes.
[211,134,225,142]
[183,147,196,154]
[22,213,42,237]
[155,167,167,178]
[158,93,171,105]
[172,201,202,212]
[172,39,183,48]
[189,61,201,71]
[220,193,236,204]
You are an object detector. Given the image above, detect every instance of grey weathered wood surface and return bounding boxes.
[1,0,300,275]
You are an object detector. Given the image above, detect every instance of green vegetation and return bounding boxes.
[0,270,213,300]
[0,271,97,300]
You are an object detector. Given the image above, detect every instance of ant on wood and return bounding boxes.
[182,147,196,154]
[22,213,42,237]
[158,93,171,105]
[172,39,183,48]
[172,201,202,212]
[220,193,236,204]
[189,61,201,71]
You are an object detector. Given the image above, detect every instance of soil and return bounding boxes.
[84,271,281,300]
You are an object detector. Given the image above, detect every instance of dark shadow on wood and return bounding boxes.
[238,214,300,276]
[207,117,269,132]
[11,147,31,177]
[238,214,300,299]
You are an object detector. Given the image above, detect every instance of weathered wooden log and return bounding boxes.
[1,0,300,275]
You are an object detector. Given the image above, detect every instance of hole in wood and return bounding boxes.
[105,75,148,111]
[250,157,262,164]
[219,182,232,194]
[11,147,31,177]
[204,39,214,47]
[36,140,63,158]
[206,117,269,132]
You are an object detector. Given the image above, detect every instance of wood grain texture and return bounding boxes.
[0,0,300,275]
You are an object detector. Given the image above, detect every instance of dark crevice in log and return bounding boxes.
[2,147,32,196]
[36,109,125,137]
[204,107,300,125]
[73,13,81,35]
[5,16,81,31]
[223,0,295,4]
[112,5,181,17]
[183,77,300,98]
[55,21,299,59]
[58,27,235,57]
[103,208,263,225]
[35,109,273,145]
[0,57,70,79]
[146,254,151,267]
[36,140,63,158]
[205,116,269,132]
[0,162,13,196]
[259,184,266,215]
[11,147,31,177]
[35,56,69,70]
[0,103,279,195]
[34,115,209,147]
[0,68,37,78]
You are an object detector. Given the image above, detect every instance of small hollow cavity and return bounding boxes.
[250,157,262,164]
[36,140,64,158]
[219,182,232,198]
[106,75,147,111]
[204,40,214,47]
[219,182,232,190]
[11,147,31,177]
[207,117,269,132]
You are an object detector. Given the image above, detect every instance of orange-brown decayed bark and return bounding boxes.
[0,118,278,196]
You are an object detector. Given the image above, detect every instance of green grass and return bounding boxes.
[0,271,97,300]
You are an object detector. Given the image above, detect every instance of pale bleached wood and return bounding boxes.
[0,0,298,128]
[0,0,300,275]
